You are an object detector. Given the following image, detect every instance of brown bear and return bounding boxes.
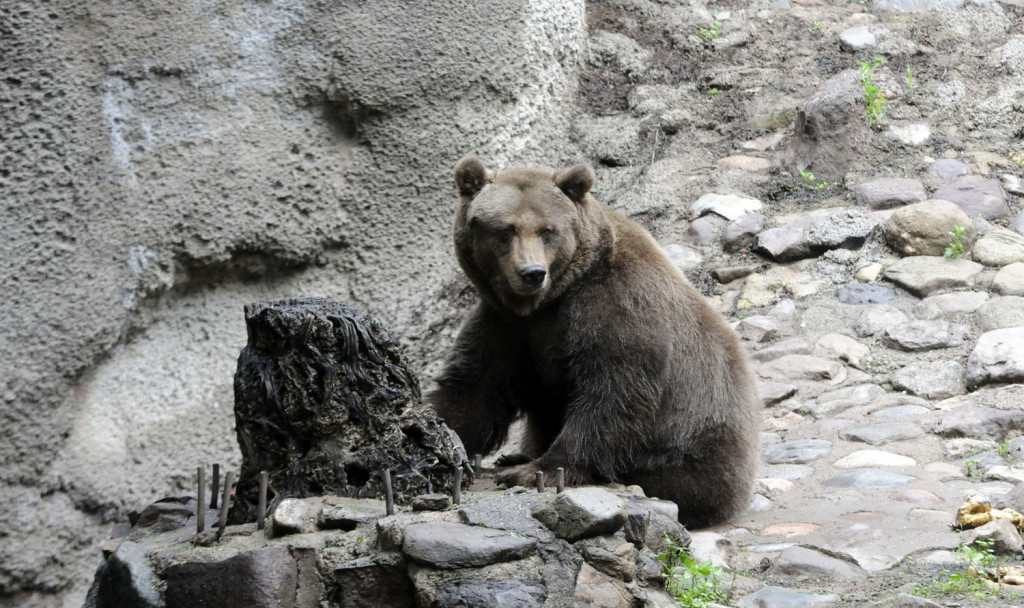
[429,157,760,528]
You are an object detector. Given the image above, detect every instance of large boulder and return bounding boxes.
[756,209,876,262]
[783,70,875,180]
[230,298,468,523]
[884,200,976,257]
[933,176,1010,220]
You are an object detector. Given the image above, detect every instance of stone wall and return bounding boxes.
[0,1,585,603]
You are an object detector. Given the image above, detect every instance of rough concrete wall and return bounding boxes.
[0,0,585,604]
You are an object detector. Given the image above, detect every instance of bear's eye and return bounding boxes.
[540,226,557,238]
[498,225,515,239]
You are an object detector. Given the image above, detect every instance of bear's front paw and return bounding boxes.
[493,462,541,488]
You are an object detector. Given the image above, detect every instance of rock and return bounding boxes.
[933,175,1010,220]
[663,244,703,273]
[434,580,546,608]
[718,155,771,171]
[890,489,942,506]
[402,522,536,568]
[915,291,989,319]
[1006,173,1024,197]
[815,334,870,369]
[130,496,195,539]
[319,498,387,531]
[574,563,631,608]
[883,256,983,296]
[411,494,451,511]
[751,339,815,363]
[272,499,314,536]
[87,540,162,608]
[737,586,839,608]
[801,385,885,418]
[725,213,766,253]
[839,25,876,51]
[759,381,798,406]
[741,266,827,307]
[575,115,643,167]
[936,405,1024,441]
[884,199,976,257]
[763,440,832,465]
[713,265,758,284]
[872,405,930,419]
[622,504,651,549]
[645,510,689,554]
[855,178,925,210]
[759,522,819,537]
[736,316,779,343]
[588,30,651,78]
[164,546,298,608]
[692,193,764,221]
[839,423,925,446]
[962,519,1024,555]
[944,438,1000,458]
[887,123,931,146]
[993,262,1024,295]
[929,159,969,179]
[894,594,942,608]
[822,469,916,489]
[972,228,1024,266]
[883,320,966,351]
[975,296,1024,331]
[834,450,916,468]
[783,70,873,180]
[854,305,909,338]
[576,535,637,582]
[854,262,885,282]
[967,328,1024,387]
[892,361,965,399]
[688,532,737,570]
[231,299,466,523]
[757,355,846,384]
[756,209,876,262]
[761,464,814,480]
[688,215,727,246]
[769,546,865,579]
[532,488,627,542]
[835,283,897,305]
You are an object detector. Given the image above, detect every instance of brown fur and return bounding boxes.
[429,157,760,528]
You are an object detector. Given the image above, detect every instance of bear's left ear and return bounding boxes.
[455,156,492,197]
[554,164,594,203]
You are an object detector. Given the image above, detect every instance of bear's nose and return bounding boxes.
[519,265,547,287]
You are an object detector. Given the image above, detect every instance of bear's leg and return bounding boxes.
[628,430,757,528]
[428,306,523,457]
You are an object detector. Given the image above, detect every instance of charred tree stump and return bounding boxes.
[229,297,469,524]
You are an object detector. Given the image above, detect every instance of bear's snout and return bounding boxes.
[519,265,547,288]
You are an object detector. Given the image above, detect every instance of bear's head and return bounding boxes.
[452,156,606,316]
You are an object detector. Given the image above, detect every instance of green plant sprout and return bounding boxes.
[709,87,722,98]
[799,171,835,190]
[906,64,914,95]
[963,459,981,478]
[809,21,823,33]
[999,440,1012,461]
[944,225,968,259]
[913,539,998,599]
[699,18,721,42]
[658,534,726,608]
[859,59,888,125]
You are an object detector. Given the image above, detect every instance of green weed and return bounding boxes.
[859,59,888,126]
[913,539,999,599]
[798,171,836,190]
[709,87,723,98]
[906,64,914,95]
[699,19,721,42]
[809,21,823,33]
[658,535,726,608]
[944,225,968,259]
[963,459,981,479]
[999,440,1013,461]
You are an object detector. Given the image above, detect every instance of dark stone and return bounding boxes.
[333,555,415,608]
[433,579,547,608]
[402,522,537,568]
[929,159,969,179]
[85,540,162,608]
[164,546,297,608]
[934,175,1010,220]
[412,493,452,511]
[935,405,1024,441]
[713,265,758,284]
[836,283,896,305]
[644,511,689,554]
[623,503,651,548]
[229,298,468,523]
[821,469,915,489]
[130,496,195,540]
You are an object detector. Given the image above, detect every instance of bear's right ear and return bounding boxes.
[554,164,594,203]
[454,156,491,197]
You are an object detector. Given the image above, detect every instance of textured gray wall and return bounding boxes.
[0,0,585,603]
